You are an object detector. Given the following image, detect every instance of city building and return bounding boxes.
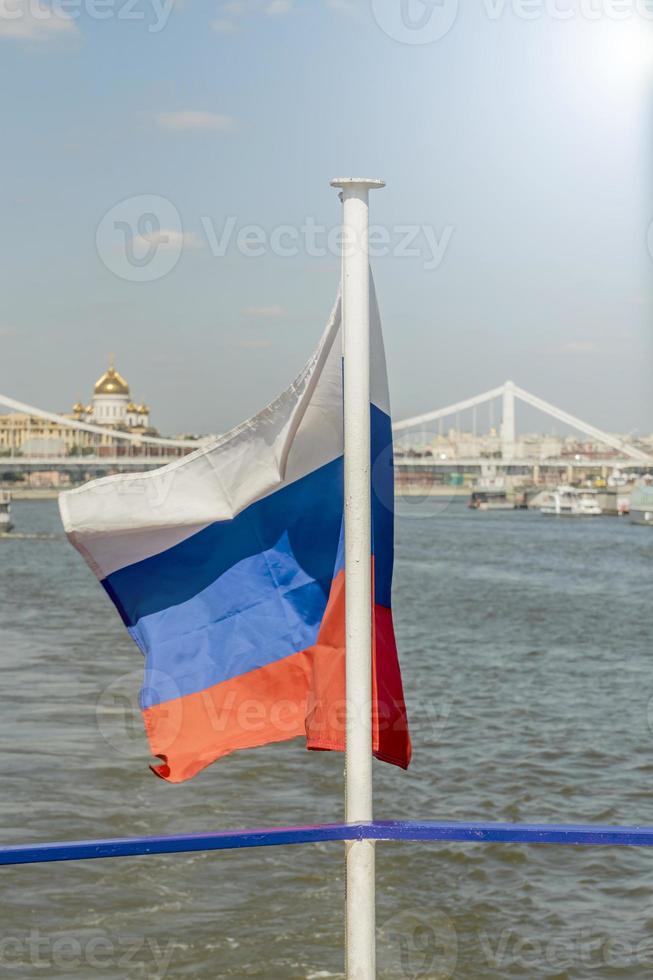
[0,359,155,456]
[396,428,649,465]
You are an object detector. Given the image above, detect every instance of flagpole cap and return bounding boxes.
[330,177,385,191]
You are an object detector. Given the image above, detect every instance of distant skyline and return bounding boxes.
[1,2,651,436]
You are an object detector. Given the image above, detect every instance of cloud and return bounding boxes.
[210,0,358,35]
[561,341,598,354]
[212,0,355,33]
[156,111,234,132]
[0,0,79,41]
[134,229,204,251]
[212,0,297,31]
[266,0,293,13]
[243,305,285,317]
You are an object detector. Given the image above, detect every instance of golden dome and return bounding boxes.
[94,358,130,397]
[137,404,149,415]
[127,402,137,412]
[72,401,85,414]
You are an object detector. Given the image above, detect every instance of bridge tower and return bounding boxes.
[501,380,516,460]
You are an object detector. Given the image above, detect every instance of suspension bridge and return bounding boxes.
[0,381,651,482]
[0,391,205,474]
[393,380,652,483]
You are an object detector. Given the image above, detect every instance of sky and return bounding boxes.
[0,0,651,437]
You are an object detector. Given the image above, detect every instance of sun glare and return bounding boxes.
[595,18,653,90]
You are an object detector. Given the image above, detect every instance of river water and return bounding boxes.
[0,497,652,979]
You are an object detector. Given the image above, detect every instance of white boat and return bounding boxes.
[630,479,653,526]
[0,491,13,533]
[540,486,602,517]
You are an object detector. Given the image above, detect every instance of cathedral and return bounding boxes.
[0,359,156,455]
[71,359,151,431]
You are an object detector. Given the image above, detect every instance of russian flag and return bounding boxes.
[59,280,411,782]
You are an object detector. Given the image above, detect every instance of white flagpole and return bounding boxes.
[331,176,385,980]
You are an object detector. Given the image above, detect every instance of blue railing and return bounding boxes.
[2,820,653,866]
